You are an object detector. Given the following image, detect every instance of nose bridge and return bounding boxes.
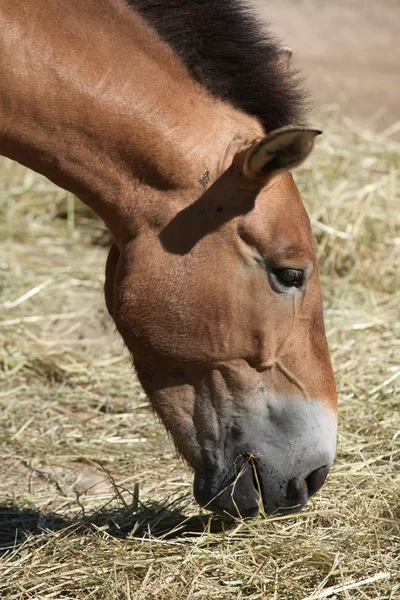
[258,283,337,408]
[255,284,310,391]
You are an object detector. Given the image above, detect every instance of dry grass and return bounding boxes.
[0,112,399,599]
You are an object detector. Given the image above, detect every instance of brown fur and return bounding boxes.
[0,0,337,516]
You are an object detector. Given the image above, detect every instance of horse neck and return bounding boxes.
[0,0,262,246]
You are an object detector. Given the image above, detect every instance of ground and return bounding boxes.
[254,0,400,137]
[0,2,399,599]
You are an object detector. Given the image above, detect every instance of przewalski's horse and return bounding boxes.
[0,0,337,518]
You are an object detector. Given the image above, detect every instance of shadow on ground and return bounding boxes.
[0,498,229,555]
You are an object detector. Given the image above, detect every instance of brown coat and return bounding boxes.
[0,0,337,517]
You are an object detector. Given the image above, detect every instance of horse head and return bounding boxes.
[105,126,337,518]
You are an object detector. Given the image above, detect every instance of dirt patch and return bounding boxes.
[253,0,400,135]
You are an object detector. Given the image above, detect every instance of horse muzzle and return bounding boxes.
[193,395,337,518]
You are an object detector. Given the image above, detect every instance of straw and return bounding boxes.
[0,112,399,599]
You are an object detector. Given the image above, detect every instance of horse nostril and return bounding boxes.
[285,464,330,510]
[305,464,329,498]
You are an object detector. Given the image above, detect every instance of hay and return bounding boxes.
[0,112,399,599]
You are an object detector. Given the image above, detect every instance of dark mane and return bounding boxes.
[128,0,307,132]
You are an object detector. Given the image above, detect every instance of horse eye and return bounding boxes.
[272,268,304,288]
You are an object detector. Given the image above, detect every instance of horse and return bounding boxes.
[0,0,337,519]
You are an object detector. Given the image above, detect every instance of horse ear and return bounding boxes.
[241,125,322,184]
